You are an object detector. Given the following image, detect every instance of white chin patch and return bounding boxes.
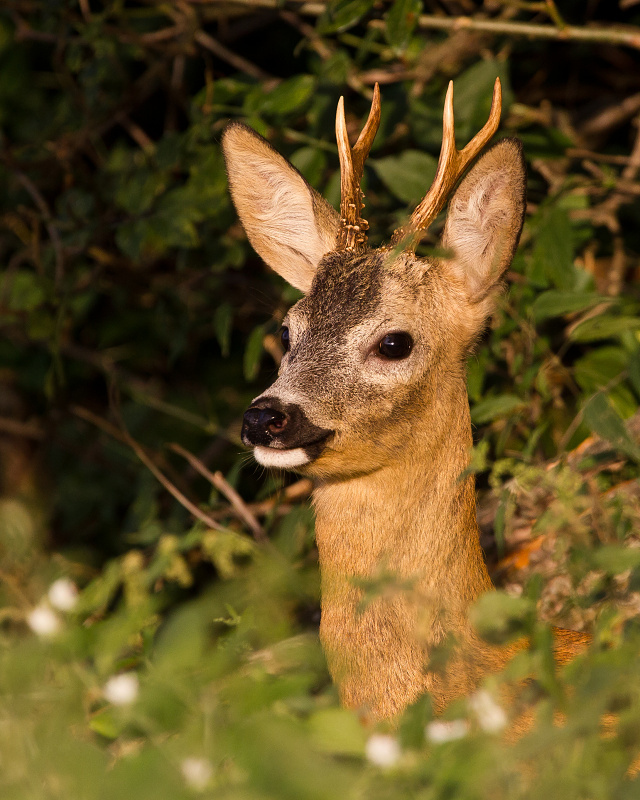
[253,446,311,469]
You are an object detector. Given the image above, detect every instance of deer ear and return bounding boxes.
[222,123,340,293]
[441,138,526,301]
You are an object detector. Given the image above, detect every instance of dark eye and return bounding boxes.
[280,326,290,352]
[377,332,413,360]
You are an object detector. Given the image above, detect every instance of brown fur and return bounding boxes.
[223,120,587,722]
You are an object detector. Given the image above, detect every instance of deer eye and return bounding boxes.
[280,326,290,352]
[377,332,413,360]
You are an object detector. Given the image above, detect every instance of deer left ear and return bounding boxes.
[441,138,526,301]
[222,122,340,293]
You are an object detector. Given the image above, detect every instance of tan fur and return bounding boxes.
[223,116,586,723]
[313,389,498,718]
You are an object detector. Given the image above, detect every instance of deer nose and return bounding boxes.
[244,406,288,434]
[242,401,289,446]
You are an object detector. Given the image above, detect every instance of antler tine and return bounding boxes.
[352,83,381,172]
[336,83,381,252]
[392,77,502,247]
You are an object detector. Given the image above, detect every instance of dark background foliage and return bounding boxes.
[1,2,640,798]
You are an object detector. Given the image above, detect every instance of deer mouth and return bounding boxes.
[241,397,333,468]
[251,431,333,469]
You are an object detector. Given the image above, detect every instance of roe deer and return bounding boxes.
[222,80,588,722]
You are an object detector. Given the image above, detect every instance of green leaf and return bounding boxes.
[470,590,535,644]
[530,207,576,289]
[0,498,42,567]
[308,708,366,755]
[532,291,607,322]
[260,75,316,116]
[465,440,490,476]
[518,127,575,159]
[385,0,422,54]
[114,169,166,215]
[202,529,255,579]
[214,303,233,358]
[319,0,377,33]
[88,707,122,740]
[471,394,525,425]
[8,270,46,311]
[574,347,627,395]
[290,147,327,187]
[582,393,640,463]
[76,560,123,615]
[569,314,640,343]
[243,324,266,382]
[152,601,208,670]
[591,545,640,575]
[573,347,636,418]
[232,715,358,800]
[370,150,437,205]
[630,347,640,397]
[451,60,513,139]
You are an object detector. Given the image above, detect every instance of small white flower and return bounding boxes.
[103,673,139,706]
[181,757,213,791]
[365,734,401,768]
[48,578,78,611]
[468,690,507,733]
[27,605,62,638]
[425,719,469,743]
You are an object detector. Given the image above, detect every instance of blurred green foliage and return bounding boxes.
[1,1,640,798]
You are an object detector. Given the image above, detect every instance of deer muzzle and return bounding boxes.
[242,396,332,469]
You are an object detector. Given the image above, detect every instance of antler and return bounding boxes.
[335,83,381,252]
[392,77,502,248]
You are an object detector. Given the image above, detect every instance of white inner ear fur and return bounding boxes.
[222,124,339,293]
[442,139,526,301]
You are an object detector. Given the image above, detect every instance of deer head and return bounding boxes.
[222,80,526,485]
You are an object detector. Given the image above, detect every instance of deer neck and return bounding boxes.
[312,381,495,719]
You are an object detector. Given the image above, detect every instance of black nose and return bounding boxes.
[242,400,289,446]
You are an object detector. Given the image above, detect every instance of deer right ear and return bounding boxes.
[440,138,526,302]
[222,123,340,293]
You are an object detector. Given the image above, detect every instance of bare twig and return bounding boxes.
[358,67,416,85]
[478,410,640,556]
[608,235,626,297]
[567,148,639,166]
[212,0,326,12]
[0,417,44,440]
[13,171,64,287]
[71,405,126,443]
[10,13,61,43]
[557,374,630,452]
[119,116,156,153]
[621,117,640,181]
[78,0,91,22]
[71,406,227,533]
[580,92,640,138]
[124,433,226,532]
[62,342,232,439]
[194,30,273,81]
[572,114,640,292]
[411,14,640,51]
[0,568,34,608]
[279,9,333,59]
[170,443,267,542]
[247,478,313,516]
[544,0,566,30]
[138,25,184,44]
